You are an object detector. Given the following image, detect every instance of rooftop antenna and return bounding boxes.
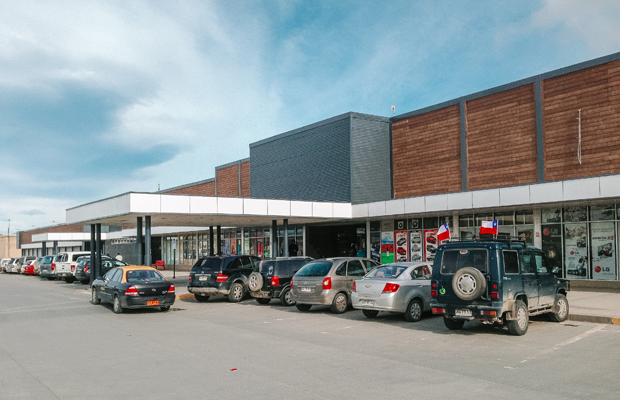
[391,105,395,117]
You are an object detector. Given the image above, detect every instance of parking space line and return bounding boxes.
[552,324,606,350]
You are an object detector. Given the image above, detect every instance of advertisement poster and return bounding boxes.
[230,239,237,255]
[370,232,381,263]
[225,240,231,255]
[257,241,264,258]
[409,230,423,262]
[264,239,270,259]
[424,229,438,262]
[564,223,588,279]
[590,222,616,280]
[381,231,395,264]
[542,224,562,275]
[395,231,408,262]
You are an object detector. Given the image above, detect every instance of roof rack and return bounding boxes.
[445,234,528,249]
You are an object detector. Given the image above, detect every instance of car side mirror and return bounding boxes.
[551,267,560,276]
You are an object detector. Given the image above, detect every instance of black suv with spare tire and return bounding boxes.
[430,238,570,336]
[248,257,313,306]
[188,255,261,303]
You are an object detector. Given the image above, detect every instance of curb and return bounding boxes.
[569,314,620,325]
[176,293,194,300]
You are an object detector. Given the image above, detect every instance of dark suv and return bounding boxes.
[430,239,570,336]
[248,257,314,306]
[188,255,261,303]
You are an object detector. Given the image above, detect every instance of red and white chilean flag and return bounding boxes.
[480,220,498,235]
[437,223,450,241]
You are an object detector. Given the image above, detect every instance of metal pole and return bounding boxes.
[145,216,152,267]
[136,216,143,265]
[173,249,176,279]
[216,225,221,256]
[271,220,277,258]
[209,226,214,256]
[89,225,95,285]
[283,219,289,257]
[95,223,102,279]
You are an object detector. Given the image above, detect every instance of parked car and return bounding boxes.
[55,251,91,283]
[248,257,314,306]
[6,258,19,273]
[290,257,379,313]
[188,255,261,302]
[39,255,61,280]
[1,258,13,273]
[22,260,38,275]
[430,238,570,336]
[91,266,175,313]
[75,256,128,284]
[352,262,433,322]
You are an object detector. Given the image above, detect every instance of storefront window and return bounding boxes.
[590,222,616,280]
[564,223,588,279]
[423,217,438,229]
[542,224,563,277]
[590,204,615,221]
[459,215,474,228]
[564,206,587,222]
[475,213,493,226]
[496,212,514,225]
[542,208,562,223]
[515,211,533,225]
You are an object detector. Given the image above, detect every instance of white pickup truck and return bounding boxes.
[55,251,91,283]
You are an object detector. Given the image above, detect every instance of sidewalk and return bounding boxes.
[159,268,620,325]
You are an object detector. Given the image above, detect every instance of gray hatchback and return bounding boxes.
[290,257,379,314]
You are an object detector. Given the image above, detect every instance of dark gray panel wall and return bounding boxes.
[350,114,392,204]
[250,116,351,202]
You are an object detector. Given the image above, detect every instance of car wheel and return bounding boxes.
[81,279,89,285]
[46,276,55,280]
[507,300,528,336]
[256,298,271,305]
[248,272,263,292]
[194,294,210,302]
[112,295,123,314]
[296,303,312,312]
[452,267,486,301]
[330,292,348,314]
[160,306,171,312]
[280,287,295,306]
[443,316,465,330]
[228,282,244,303]
[549,294,569,322]
[65,276,75,284]
[362,310,379,318]
[404,299,423,322]
[91,288,100,305]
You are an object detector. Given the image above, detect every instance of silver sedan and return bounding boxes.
[352,262,433,322]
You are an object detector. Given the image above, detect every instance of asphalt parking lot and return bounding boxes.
[1,274,619,400]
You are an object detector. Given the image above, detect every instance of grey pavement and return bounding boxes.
[1,273,620,399]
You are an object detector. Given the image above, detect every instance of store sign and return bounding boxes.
[381,220,393,232]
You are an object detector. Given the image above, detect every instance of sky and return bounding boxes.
[1,0,620,234]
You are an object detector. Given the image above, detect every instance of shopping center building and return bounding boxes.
[18,51,620,288]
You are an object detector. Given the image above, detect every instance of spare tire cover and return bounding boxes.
[452,267,486,301]
[248,272,264,292]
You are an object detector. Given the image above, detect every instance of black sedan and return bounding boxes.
[91,266,175,313]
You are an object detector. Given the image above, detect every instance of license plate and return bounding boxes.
[300,287,311,292]
[455,308,472,317]
[147,300,160,306]
[360,300,374,306]
[199,275,210,281]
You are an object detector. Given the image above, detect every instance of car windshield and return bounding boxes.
[191,258,226,272]
[440,249,488,274]
[126,269,165,283]
[295,261,333,277]
[366,265,407,279]
[77,258,89,267]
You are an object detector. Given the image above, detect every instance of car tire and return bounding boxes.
[248,272,263,292]
[47,276,55,280]
[64,276,75,284]
[194,294,209,302]
[296,303,312,312]
[81,279,89,285]
[330,292,348,314]
[160,306,171,312]
[549,294,569,322]
[91,288,100,305]
[443,316,465,330]
[404,299,423,322]
[362,310,379,318]
[280,287,295,306]
[452,267,486,301]
[228,282,244,303]
[113,295,123,314]
[507,300,528,336]
[256,298,271,305]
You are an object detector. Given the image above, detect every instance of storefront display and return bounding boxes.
[370,232,381,262]
[409,230,423,262]
[424,229,438,262]
[381,231,394,264]
[542,224,563,276]
[564,223,588,279]
[590,222,616,280]
[395,231,408,262]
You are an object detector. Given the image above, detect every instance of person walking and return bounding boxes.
[115,253,123,261]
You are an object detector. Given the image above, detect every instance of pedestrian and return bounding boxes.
[115,253,123,261]
[349,243,357,257]
[356,244,366,258]
[289,240,299,256]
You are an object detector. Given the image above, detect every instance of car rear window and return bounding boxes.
[126,269,165,283]
[42,256,54,263]
[366,265,407,279]
[295,261,333,277]
[440,249,488,274]
[191,258,224,272]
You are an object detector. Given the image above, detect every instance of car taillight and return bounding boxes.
[168,284,175,294]
[352,282,357,292]
[271,276,280,286]
[51,263,55,271]
[431,290,437,297]
[322,277,332,290]
[216,274,228,282]
[382,283,400,293]
[124,286,139,296]
[290,277,293,289]
[491,292,499,299]
[188,274,192,282]
[482,310,497,316]
[71,264,76,272]
[432,308,445,314]
[84,266,89,273]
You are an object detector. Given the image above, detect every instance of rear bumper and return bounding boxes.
[351,292,404,312]
[121,294,175,309]
[249,287,283,299]
[55,271,73,279]
[431,301,506,320]
[291,289,336,306]
[188,286,230,296]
